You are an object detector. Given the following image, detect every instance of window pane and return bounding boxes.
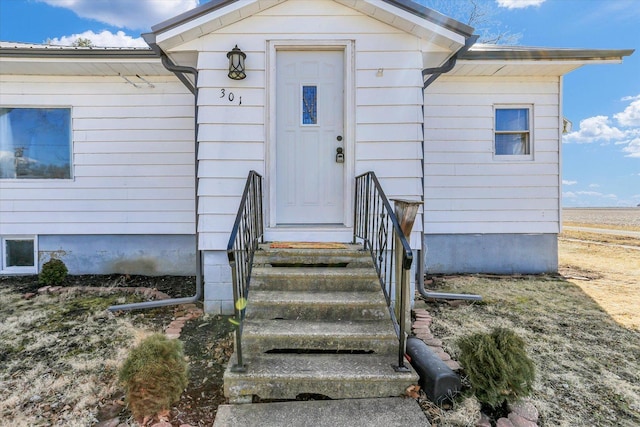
[302,86,317,125]
[0,108,71,179]
[496,133,530,155]
[5,239,35,267]
[496,109,529,131]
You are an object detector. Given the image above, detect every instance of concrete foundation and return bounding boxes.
[38,234,196,276]
[424,233,558,274]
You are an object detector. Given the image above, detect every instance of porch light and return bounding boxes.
[227,45,246,80]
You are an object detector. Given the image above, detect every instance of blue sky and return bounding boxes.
[1,0,638,207]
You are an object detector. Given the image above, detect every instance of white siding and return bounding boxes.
[423,76,561,234]
[184,0,428,250]
[0,75,195,235]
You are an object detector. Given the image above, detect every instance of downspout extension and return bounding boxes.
[419,33,482,302]
[108,37,202,312]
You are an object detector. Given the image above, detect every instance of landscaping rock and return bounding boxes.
[475,413,492,427]
[509,400,539,422]
[496,417,515,427]
[508,412,538,427]
[94,418,120,427]
[23,292,36,300]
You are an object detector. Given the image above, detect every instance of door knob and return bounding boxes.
[336,147,344,163]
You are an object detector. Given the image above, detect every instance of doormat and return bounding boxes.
[270,242,348,249]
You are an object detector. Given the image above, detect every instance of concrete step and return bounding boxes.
[251,267,380,292]
[254,244,372,268]
[224,353,418,402]
[242,319,398,356]
[246,290,389,321]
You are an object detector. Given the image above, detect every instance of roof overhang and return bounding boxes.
[0,44,170,76]
[151,0,472,54]
[448,45,635,77]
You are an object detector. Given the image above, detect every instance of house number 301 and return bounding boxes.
[220,89,242,105]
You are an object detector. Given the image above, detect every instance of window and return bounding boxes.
[302,85,317,125]
[0,108,71,179]
[1,236,37,273]
[494,107,531,157]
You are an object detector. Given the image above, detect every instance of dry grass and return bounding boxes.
[0,289,154,426]
[563,208,640,230]
[420,275,640,426]
[423,209,640,426]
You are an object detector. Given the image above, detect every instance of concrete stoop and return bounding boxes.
[223,243,418,403]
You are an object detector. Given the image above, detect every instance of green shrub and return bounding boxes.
[38,258,68,285]
[119,334,189,421]
[457,327,535,408]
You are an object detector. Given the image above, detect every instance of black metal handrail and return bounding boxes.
[227,170,263,372]
[354,171,413,371]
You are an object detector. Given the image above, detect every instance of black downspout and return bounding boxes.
[419,34,482,302]
[108,36,202,311]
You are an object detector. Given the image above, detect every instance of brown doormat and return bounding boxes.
[269,242,348,249]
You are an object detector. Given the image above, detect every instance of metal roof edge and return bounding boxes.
[381,0,474,38]
[0,46,157,59]
[461,46,635,61]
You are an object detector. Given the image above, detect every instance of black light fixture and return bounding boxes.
[227,45,246,80]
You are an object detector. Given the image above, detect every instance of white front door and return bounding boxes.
[276,50,344,225]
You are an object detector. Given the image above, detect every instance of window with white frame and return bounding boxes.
[1,236,37,273]
[0,108,72,179]
[494,107,532,157]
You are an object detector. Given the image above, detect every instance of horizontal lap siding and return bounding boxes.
[0,75,195,235]
[423,76,560,234]
[192,0,426,249]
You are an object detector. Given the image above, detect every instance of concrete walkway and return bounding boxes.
[212,397,429,427]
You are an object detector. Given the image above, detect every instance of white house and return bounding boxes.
[0,0,633,313]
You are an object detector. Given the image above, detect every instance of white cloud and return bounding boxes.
[495,0,546,9]
[47,30,147,47]
[588,183,600,188]
[575,191,617,199]
[563,115,626,143]
[621,94,640,102]
[562,180,577,185]
[563,191,577,198]
[614,98,640,127]
[38,0,199,30]
[621,136,640,158]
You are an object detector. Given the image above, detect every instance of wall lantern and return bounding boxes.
[227,45,246,80]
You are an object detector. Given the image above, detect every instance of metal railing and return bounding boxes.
[227,170,263,372]
[354,171,412,371]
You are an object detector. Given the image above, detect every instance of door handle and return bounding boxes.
[336,147,344,163]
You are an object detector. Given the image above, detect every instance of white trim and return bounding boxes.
[1,235,38,274]
[492,104,535,162]
[266,39,355,234]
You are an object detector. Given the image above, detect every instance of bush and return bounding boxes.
[457,327,535,408]
[38,258,68,285]
[119,334,189,421]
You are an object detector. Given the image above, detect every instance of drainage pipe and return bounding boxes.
[108,38,202,312]
[423,35,478,89]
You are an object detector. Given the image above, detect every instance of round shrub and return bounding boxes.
[38,258,68,285]
[457,327,535,408]
[119,334,189,421]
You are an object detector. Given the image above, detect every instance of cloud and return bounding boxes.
[37,0,199,30]
[621,136,640,158]
[614,98,640,127]
[588,183,600,188]
[563,95,640,158]
[563,191,577,198]
[562,180,577,186]
[495,0,546,9]
[47,30,147,47]
[563,115,626,143]
[575,191,617,199]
